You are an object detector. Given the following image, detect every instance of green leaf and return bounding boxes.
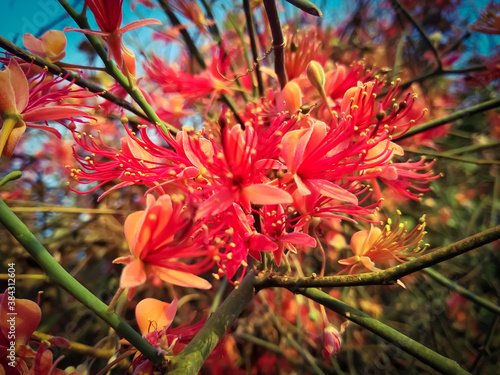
[284,0,323,17]
[0,171,22,187]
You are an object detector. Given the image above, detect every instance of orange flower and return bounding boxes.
[0,59,91,157]
[23,30,67,62]
[339,213,427,277]
[113,194,213,298]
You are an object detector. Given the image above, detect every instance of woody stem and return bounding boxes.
[0,197,163,366]
[168,272,257,375]
[255,225,500,289]
[263,0,288,89]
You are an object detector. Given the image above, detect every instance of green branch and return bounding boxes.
[255,225,500,289]
[0,35,150,123]
[298,288,470,375]
[0,197,163,366]
[389,0,442,70]
[168,272,257,374]
[422,268,500,315]
[57,0,177,134]
[397,98,500,141]
[243,0,265,97]
[403,147,500,165]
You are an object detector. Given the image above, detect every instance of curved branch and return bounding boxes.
[56,0,178,134]
[298,288,470,375]
[0,197,163,366]
[255,225,500,290]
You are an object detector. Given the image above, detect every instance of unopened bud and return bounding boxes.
[376,110,386,121]
[322,325,342,358]
[300,104,313,114]
[306,60,325,93]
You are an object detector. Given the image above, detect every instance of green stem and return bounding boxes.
[298,288,470,375]
[397,98,500,141]
[255,225,500,289]
[446,141,500,156]
[226,11,257,98]
[243,0,265,97]
[402,147,500,165]
[57,0,176,134]
[389,0,442,70]
[168,272,257,375]
[0,197,163,366]
[157,0,245,126]
[263,0,288,89]
[422,268,500,315]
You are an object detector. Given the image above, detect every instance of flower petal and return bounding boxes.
[280,232,316,247]
[119,259,147,289]
[241,184,293,205]
[119,19,162,34]
[151,266,212,289]
[136,297,177,335]
[306,179,357,204]
[22,107,89,122]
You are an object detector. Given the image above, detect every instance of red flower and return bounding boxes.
[64,0,161,67]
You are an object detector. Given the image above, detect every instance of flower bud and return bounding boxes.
[322,325,342,358]
[306,61,325,93]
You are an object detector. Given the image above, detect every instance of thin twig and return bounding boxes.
[244,0,265,97]
[157,0,245,127]
[422,268,500,315]
[32,331,119,360]
[396,98,500,141]
[403,147,500,165]
[389,0,442,70]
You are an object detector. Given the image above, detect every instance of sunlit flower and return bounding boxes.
[339,213,427,276]
[23,30,67,62]
[113,194,214,299]
[0,59,92,157]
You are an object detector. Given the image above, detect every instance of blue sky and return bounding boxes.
[0,0,495,68]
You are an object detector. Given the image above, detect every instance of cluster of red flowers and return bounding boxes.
[6,0,499,372]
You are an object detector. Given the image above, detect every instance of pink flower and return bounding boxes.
[322,325,342,358]
[280,121,359,204]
